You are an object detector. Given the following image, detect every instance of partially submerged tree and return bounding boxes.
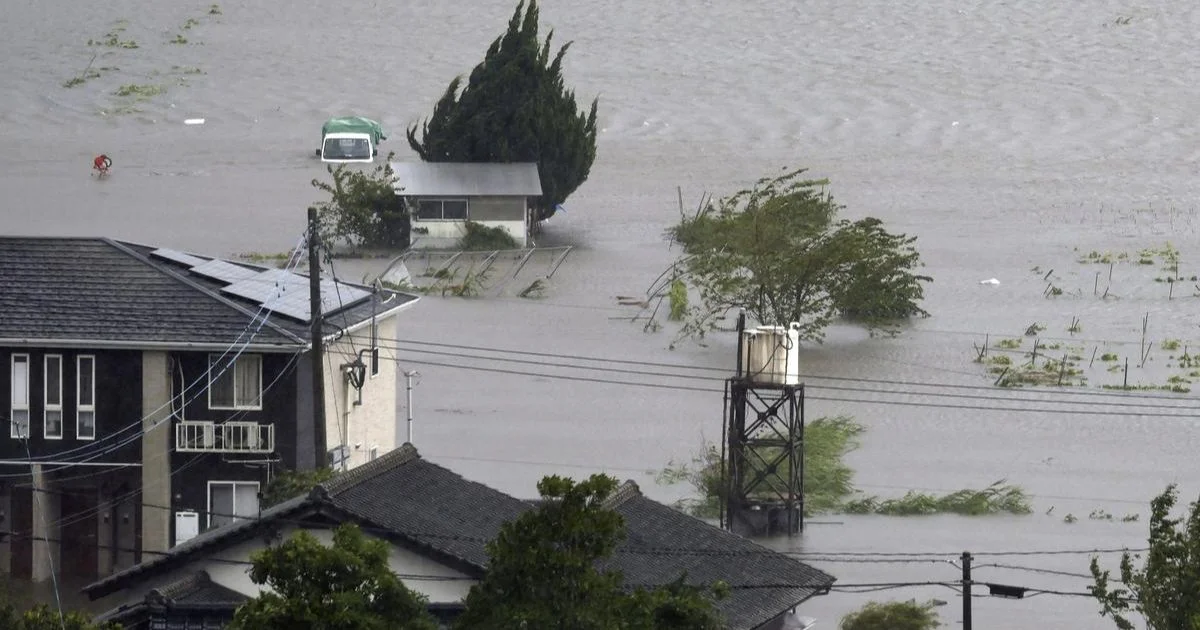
[228,524,437,630]
[1089,483,1200,630]
[407,0,598,222]
[454,474,726,629]
[661,167,931,344]
[311,154,408,248]
[839,600,942,630]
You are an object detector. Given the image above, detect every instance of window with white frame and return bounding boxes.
[207,481,260,529]
[77,355,96,440]
[10,354,30,438]
[370,347,380,378]
[208,354,263,410]
[415,198,468,221]
[369,445,379,461]
[44,355,63,439]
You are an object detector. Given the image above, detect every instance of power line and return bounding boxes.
[380,342,1198,411]
[382,355,1198,418]
[377,336,1200,404]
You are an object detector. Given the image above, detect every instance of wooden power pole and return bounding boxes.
[308,207,327,468]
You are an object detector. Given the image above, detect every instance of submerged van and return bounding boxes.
[316,117,387,163]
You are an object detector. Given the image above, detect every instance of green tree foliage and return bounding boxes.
[0,603,119,630]
[1089,483,1200,630]
[312,155,408,248]
[260,467,336,508]
[839,600,941,630]
[406,0,598,222]
[454,474,726,630]
[228,524,437,630]
[666,167,931,343]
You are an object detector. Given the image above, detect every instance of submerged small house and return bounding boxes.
[391,162,541,249]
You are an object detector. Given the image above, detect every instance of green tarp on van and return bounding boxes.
[321,117,387,144]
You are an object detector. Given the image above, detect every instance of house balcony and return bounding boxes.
[175,420,275,453]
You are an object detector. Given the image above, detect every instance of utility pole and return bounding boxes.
[961,551,973,630]
[308,207,327,468]
[403,370,419,444]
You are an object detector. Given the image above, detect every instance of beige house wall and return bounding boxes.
[323,313,399,471]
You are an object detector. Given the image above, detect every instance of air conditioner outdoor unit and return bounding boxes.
[738,323,801,385]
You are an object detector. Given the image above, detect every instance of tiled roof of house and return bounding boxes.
[0,236,417,350]
[147,570,249,606]
[85,445,834,629]
[605,481,834,630]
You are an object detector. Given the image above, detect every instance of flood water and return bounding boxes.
[3,0,1199,627]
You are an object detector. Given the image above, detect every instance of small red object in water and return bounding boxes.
[93,154,112,176]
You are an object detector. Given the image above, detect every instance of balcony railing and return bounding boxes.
[175,420,275,453]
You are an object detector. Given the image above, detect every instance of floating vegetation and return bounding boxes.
[518,278,547,299]
[114,83,165,98]
[170,34,189,44]
[1064,513,1078,524]
[182,17,202,29]
[88,21,138,49]
[843,481,1032,516]
[996,338,1022,349]
[172,65,205,75]
[1162,339,1182,351]
[1025,322,1046,336]
[209,3,223,14]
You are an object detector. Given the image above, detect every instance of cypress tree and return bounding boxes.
[407,0,598,222]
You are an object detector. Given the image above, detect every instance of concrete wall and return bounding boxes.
[410,195,529,250]
[323,314,399,471]
[115,524,476,611]
[141,351,172,557]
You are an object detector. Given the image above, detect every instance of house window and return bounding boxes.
[415,198,469,221]
[207,481,260,529]
[369,446,379,461]
[209,354,263,410]
[77,355,96,440]
[10,354,30,438]
[44,355,63,439]
[370,347,380,378]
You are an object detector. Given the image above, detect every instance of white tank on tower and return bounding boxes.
[738,322,801,385]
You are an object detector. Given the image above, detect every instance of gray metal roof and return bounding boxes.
[390,161,542,197]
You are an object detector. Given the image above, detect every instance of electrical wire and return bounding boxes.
[375,335,1200,404]
[378,342,1198,411]
[377,354,1198,418]
[5,351,304,537]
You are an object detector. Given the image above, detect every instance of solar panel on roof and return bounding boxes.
[150,248,208,268]
[219,269,373,322]
[190,259,261,284]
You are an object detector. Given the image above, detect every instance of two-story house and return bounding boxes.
[0,236,418,584]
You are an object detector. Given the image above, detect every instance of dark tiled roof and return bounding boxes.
[605,481,835,629]
[322,444,530,569]
[148,571,249,606]
[0,236,417,349]
[85,446,833,630]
